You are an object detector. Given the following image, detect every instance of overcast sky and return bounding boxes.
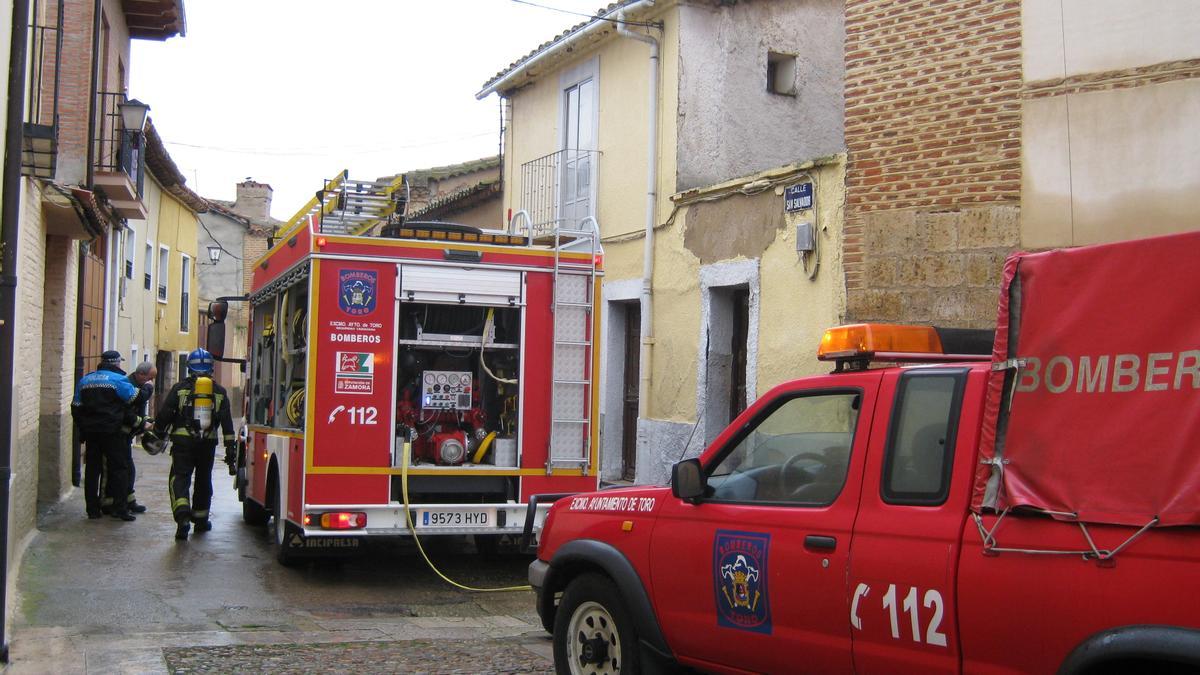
[129,0,604,221]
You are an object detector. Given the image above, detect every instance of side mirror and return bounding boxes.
[671,458,706,503]
[206,321,227,359]
[207,300,229,322]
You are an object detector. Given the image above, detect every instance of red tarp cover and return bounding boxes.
[973,231,1200,527]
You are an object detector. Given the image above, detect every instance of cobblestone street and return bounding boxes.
[7,452,553,674]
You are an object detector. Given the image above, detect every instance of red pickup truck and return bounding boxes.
[528,231,1200,674]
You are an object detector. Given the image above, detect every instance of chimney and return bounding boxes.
[233,178,273,222]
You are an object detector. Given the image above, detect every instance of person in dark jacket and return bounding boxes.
[154,348,235,540]
[72,350,140,521]
[106,361,157,515]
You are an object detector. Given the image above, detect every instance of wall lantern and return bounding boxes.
[118,98,151,132]
[207,245,221,264]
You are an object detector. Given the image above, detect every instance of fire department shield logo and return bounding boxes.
[714,530,772,634]
[339,270,377,316]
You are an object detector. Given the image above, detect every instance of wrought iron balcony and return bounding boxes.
[22,4,63,179]
[92,91,148,218]
[518,148,599,237]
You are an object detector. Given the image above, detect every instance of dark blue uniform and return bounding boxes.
[71,361,139,520]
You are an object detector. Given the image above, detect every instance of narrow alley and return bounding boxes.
[7,453,552,673]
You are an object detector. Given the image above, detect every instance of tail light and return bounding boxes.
[317,512,367,529]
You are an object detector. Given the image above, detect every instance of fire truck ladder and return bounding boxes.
[287,170,408,237]
[546,216,601,474]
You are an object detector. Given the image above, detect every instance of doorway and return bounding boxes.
[699,260,759,446]
[620,304,641,481]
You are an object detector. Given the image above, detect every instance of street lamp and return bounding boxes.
[118,98,150,132]
[207,246,221,264]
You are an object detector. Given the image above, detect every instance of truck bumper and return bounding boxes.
[528,558,553,632]
[298,501,537,538]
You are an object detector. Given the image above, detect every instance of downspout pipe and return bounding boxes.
[84,0,100,187]
[616,8,659,421]
[0,0,32,662]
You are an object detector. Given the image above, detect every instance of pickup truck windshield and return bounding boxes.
[707,392,859,505]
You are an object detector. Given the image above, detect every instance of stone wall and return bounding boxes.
[844,0,1022,327]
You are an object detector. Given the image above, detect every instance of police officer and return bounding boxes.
[72,350,140,521]
[153,348,235,540]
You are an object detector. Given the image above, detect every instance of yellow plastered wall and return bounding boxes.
[756,162,848,389]
[502,3,682,258]
[651,158,847,421]
[154,184,200,355]
[500,5,846,424]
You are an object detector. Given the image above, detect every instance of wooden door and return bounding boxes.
[729,287,750,421]
[77,237,107,375]
[620,303,640,481]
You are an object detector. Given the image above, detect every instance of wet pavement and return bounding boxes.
[7,451,554,673]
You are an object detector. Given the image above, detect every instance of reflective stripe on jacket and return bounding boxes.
[154,377,236,446]
[71,366,138,434]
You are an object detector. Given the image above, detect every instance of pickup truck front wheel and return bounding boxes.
[554,573,640,675]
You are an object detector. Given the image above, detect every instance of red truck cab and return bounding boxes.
[529,233,1200,674]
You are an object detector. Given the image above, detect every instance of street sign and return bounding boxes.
[785,183,813,212]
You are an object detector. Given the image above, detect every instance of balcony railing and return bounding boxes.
[519,148,599,236]
[22,0,64,178]
[93,91,146,194]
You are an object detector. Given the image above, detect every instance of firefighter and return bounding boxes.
[154,348,236,540]
[72,350,140,521]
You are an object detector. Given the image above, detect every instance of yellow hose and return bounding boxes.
[401,441,531,592]
[471,431,498,465]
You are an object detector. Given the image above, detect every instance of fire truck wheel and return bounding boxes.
[242,497,269,527]
[271,480,301,567]
[554,573,640,675]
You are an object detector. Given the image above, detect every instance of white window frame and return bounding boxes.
[179,253,192,333]
[123,226,136,280]
[144,242,153,291]
[557,56,599,228]
[157,244,170,304]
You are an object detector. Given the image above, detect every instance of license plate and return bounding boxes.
[418,509,493,528]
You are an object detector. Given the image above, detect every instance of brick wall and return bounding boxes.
[39,233,80,506]
[242,234,269,299]
[844,0,1022,327]
[56,0,96,184]
[12,184,50,552]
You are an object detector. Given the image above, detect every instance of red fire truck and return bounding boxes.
[529,231,1200,674]
[206,171,602,565]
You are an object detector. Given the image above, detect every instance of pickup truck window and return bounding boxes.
[882,370,965,505]
[707,391,859,505]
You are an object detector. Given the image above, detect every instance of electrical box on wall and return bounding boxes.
[795,221,814,252]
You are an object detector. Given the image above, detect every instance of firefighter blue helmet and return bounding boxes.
[187,348,214,374]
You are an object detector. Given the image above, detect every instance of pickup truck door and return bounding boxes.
[649,372,883,674]
[847,367,983,673]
